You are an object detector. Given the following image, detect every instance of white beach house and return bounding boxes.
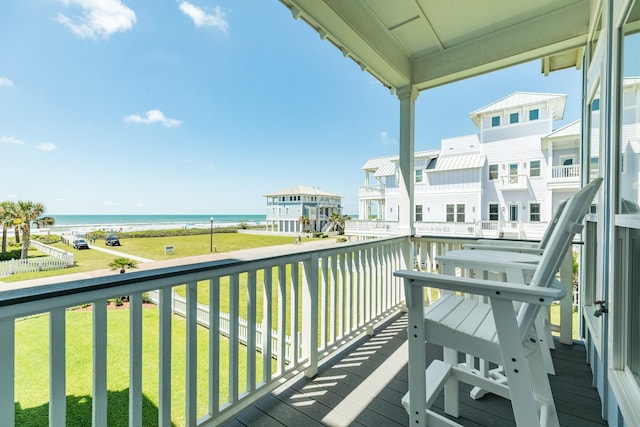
[263,184,343,233]
[351,79,640,239]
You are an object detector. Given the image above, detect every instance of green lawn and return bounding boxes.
[1,232,305,283]
[15,307,272,427]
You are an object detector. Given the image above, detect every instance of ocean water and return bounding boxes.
[49,214,266,233]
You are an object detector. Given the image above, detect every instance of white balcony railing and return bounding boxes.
[0,234,576,426]
[551,164,581,179]
[498,174,528,190]
[358,184,385,198]
[0,237,409,426]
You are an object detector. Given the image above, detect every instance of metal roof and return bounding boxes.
[427,153,486,172]
[361,149,438,171]
[374,160,397,177]
[263,185,342,198]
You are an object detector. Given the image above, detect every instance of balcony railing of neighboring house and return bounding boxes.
[551,164,581,179]
[498,174,529,190]
[0,236,409,426]
[344,220,399,235]
[358,184,385,198]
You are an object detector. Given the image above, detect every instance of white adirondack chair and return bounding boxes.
[395,177,602,427]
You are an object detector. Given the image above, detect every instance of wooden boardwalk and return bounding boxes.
[222,313,607,427]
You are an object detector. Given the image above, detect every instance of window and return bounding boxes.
[456,204,465,222]
[415,169,424,183]
[530,203,541,222]
[509,112,519,124]
[530,160,541,177]
[509,163,518,183]
[529,109,539,120]
[489,164,498,180]
[426,157,437,169]
[561,156,575,166]
[446,204,455,222]
[491,116,501,127]
[591,98,600,111]
[415,205,423,222]
[489,204,499,221]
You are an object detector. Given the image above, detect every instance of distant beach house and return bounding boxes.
[349,78,640,239]
[264,185,343,234]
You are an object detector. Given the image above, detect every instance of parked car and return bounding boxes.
[73,238,90,250]
[105,235,121,246]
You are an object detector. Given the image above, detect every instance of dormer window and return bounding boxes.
[509,112,519,124]
[529,109,539,120]
[491,116,501,127]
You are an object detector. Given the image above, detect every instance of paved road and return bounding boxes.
[1,238,341,290]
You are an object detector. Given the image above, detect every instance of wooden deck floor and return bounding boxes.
[222,313,607,427]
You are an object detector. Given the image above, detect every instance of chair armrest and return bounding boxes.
[434,252,540,272]
[475,239,539,248]
[394,270,565,307]
[462,244,544,255]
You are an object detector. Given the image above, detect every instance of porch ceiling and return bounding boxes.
[278,0,593,92]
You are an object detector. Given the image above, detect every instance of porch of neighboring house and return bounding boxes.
[223,313,606,427]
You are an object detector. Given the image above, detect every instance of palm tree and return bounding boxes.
[109,257,139,274]
[328,212,352,234]
[13,201,45,259]
[0,201,16,253]
[298,215,310,232]
[34,216,56,236]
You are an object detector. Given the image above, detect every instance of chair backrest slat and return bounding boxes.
[516,177,602,333]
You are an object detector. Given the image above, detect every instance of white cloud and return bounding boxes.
[179,2,229,33]
[124,110,182,128]
[56,0,136,40]
[0,77,14,87]
[379,131,397,146]
[35,142,59,151]
[0,136,25,145]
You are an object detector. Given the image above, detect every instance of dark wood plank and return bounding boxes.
[225,313,608,427]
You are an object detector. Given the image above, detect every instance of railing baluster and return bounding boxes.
[320,256,329,350]
[92,299,108,427]
[302,253,319,377]
[209,277,220,415]
[330,254,339,341]
[129,292,143,427]
[345,251,352,333]
[50,307,66,427]
[0,317,15,426]
[262,268,272,382]
[158,289,172,426]
[277,265,287,373]
[338,253,345,337]
[185,281,197,426]
[290,262,299,364]
[246,270,257,392]
[229,274,240,402]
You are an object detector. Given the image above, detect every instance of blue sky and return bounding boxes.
[0,0,584,215]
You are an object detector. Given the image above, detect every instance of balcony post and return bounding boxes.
[397,85,419,236]
[303,253,319,378]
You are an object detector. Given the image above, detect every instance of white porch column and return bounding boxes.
[397,85,418,235]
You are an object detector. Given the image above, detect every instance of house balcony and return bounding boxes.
[549,165,582,190]
[358,184,385,199]
[497,174,529,191]
[0,236,596,426]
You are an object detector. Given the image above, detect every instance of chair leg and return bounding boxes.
[443,347,459,417]
[527,342,560,427]
[535,316,555,375]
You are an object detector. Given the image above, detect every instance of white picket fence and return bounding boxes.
[0,240,74,277]
[146,289,296,362]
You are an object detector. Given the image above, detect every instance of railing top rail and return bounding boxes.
[0,236,407,312]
